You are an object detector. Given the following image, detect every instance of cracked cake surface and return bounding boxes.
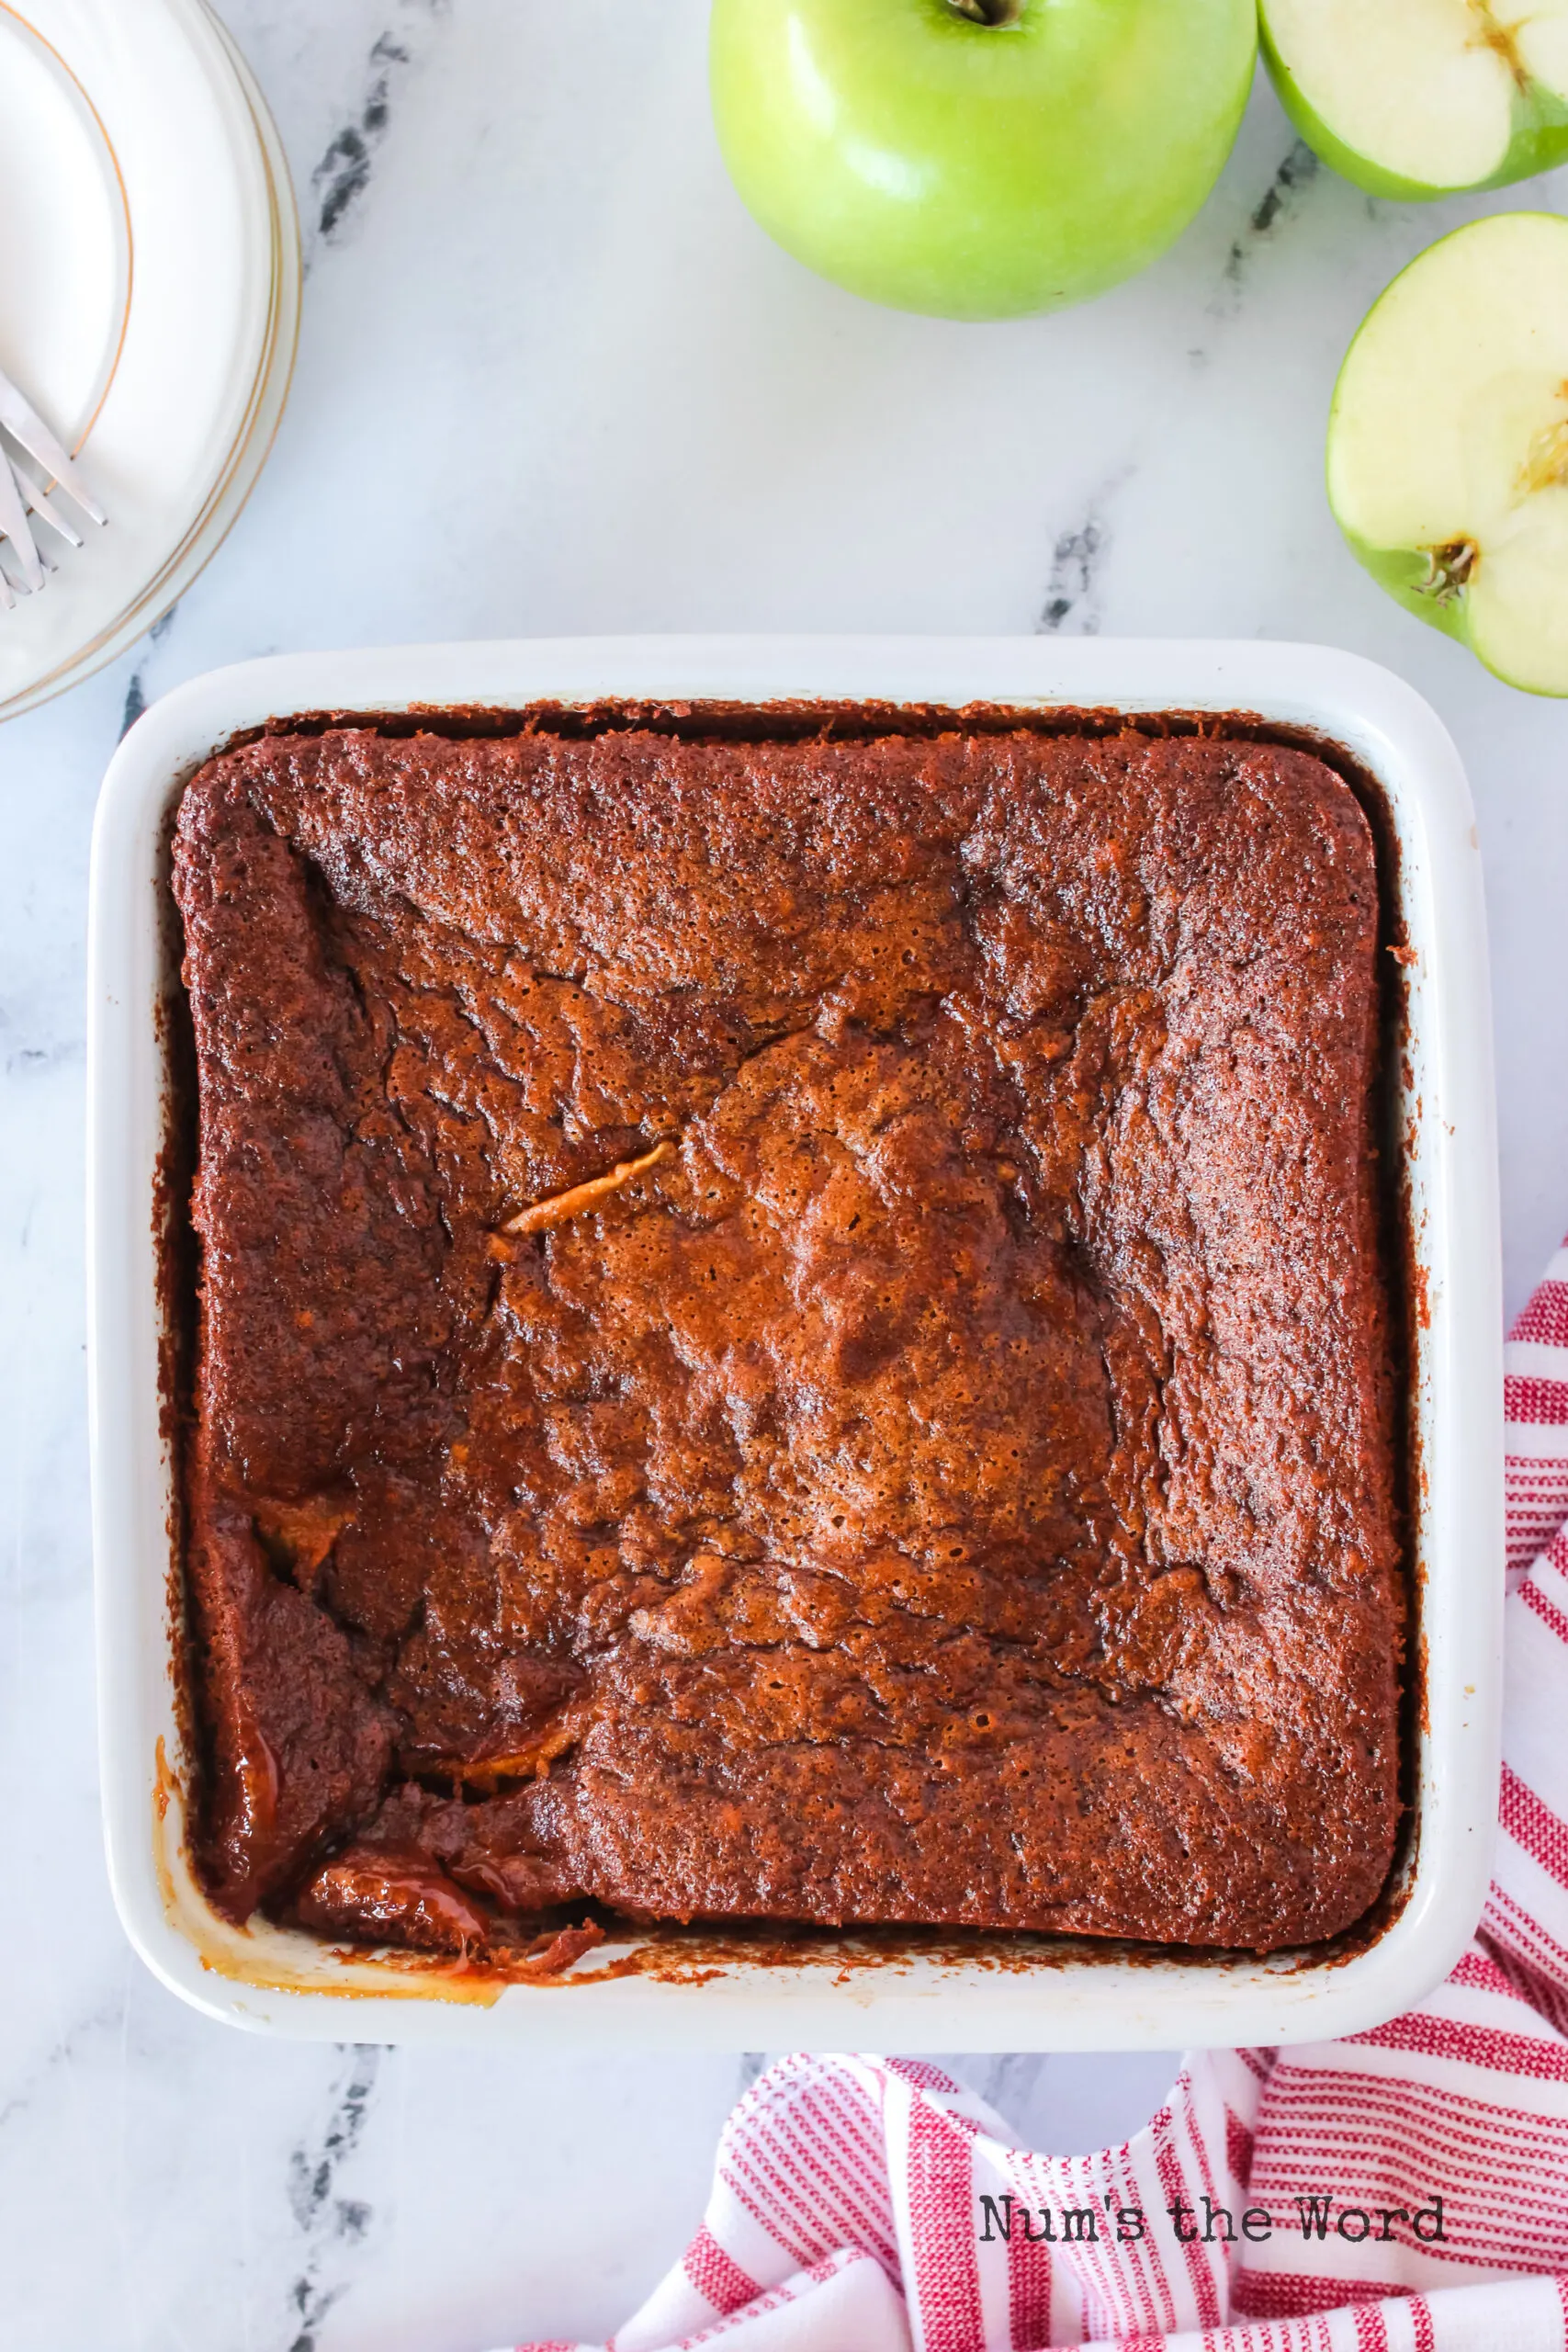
[172,717,1404,1957]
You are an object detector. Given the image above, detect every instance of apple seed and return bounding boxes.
[1518,401,1568,498]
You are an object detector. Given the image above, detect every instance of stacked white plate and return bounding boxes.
[0,0,299,719]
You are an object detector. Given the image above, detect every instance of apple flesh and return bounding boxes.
[1261,0,1568,199]
[708,0,1257,321]
[1327,212,1568,696]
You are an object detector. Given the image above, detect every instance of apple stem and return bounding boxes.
[946,0,1021,23]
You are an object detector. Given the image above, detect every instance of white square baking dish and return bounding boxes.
[87,636,1503,2049]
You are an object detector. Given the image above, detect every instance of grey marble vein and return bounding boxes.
[0,1996,124,2137]
[4,1036,83,1080]
[736,2052,769,2097]
[284,2046,382,2352]
[1219,139,1322,303]
[310,2,450,246]
[119,606,179,741]
[1037,475,1129,638]
[1038,517,1108,634]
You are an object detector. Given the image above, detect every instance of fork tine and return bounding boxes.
[21,472,84,549]
[0,447,44,592]
[0,561,14,613]
[0,364,106,526]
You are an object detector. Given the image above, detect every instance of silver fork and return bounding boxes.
[0,468,90,611]
[0,361,107,609]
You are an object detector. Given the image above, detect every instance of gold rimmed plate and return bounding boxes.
[0,0,299,719]
[0,4,131,461]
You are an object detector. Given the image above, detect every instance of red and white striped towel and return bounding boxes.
[515,1241,1568,2352]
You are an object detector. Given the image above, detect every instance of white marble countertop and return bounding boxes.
[5,4,1567,2344]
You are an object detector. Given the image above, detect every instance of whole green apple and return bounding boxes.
[709,0,1257,321]
[1261,0,1568,201]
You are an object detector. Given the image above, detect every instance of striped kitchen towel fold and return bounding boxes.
[514,1238,1568,2352]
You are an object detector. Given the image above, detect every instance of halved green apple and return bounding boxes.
[1327,212,1568,696]
[1262,0,1568,198]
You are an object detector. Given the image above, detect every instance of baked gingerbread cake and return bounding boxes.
[172,717,1404,1960]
